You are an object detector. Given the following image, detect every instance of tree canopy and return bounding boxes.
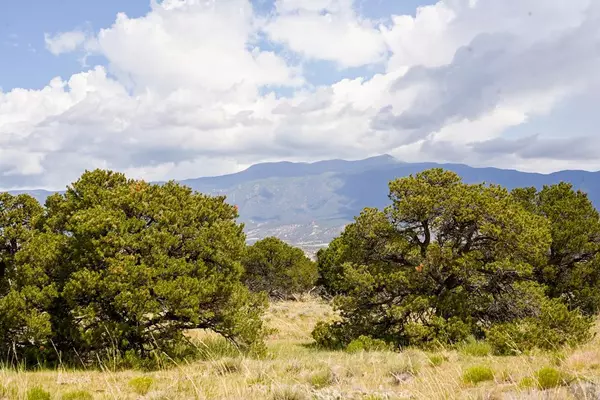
[512,183,600,314]
[314,169,592,352]
[243,237,317,298]
[0,170,266,366]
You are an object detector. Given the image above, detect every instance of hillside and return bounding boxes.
[6,155,600,255]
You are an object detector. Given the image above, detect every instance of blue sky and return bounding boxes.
[0,0,598,189]
[0,0,437,91]
[0,1,149,90]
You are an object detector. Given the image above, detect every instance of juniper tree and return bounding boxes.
[314,169,590,350]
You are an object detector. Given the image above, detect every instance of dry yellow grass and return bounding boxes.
[2,296,600,399]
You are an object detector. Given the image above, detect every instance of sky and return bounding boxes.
[0,0,599,189]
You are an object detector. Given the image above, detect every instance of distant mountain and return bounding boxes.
[6,155,600,255]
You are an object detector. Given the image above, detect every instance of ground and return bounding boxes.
[2,297,600,399]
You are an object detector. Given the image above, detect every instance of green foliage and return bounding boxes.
[535,367,568,389]
[485,299,593,355]
[243,237,317,298]
[314,169,579,351]
[0,170,267,366]
[462,365,494,384]
[513,184,600,315]
[128,376,154,395]
[26,387,52,400]
[61,390,93,400]
[0,193,54,363]
[346,335,391,353]
[460,340,492,357]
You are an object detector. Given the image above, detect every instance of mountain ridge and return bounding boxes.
[5,156,600,255]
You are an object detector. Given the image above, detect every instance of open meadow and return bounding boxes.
[2,296,600,400]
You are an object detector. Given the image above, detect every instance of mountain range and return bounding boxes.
[7,155,600,256]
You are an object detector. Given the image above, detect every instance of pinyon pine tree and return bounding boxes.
[0,170,266,365]
[314,169,592,351]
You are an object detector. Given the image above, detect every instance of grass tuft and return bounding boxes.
[128,375,154,395]
[460,340,493,357]
[308,368,337,388]
[61,390,93,400]
[26,387,52,400]
[535,366,568,389]
[462,365,495,384]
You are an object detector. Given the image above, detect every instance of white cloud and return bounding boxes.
[264,0,388,68]
[1,0,599,188]
[44,30,87,55]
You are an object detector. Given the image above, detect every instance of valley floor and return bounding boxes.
[2,298,600,399]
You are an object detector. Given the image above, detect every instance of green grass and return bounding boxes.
[26,387,52,400]
[128,375,154,395]
[535,366,568,389]
[460,340,493,357]
[462,365,495,384]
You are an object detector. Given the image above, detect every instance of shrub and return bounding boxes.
[535,367,568,389]
[460,340,492,357]
[61,391,93,400]
[313,170,594,353]
[486,299,593,355]
[0,170,267,366]
[313,170,581,352]
[128,376,154,395]
[462,365,495,385]
[243,237,317,298]
[26,387,51,400]
[346,335,390,353]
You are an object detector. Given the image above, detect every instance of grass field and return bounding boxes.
[2,296,600,399]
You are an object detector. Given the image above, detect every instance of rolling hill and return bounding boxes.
[6,155,600,255]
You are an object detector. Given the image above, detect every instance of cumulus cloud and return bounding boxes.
[1,0,600,189]
[263,0,388,67]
